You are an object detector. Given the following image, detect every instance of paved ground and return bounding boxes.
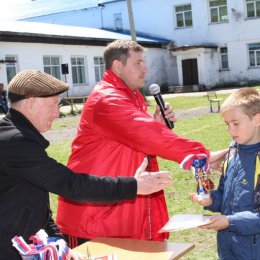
[148,87,236,99]
[58,88,236,114]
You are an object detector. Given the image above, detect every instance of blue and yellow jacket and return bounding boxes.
[205,142,260,260]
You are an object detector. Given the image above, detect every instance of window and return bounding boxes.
[220,47,229,69]
[114,13,123,31]
[43,56,61,79]
[209,0,228,23]
[249,43,260,67]
[175,4,193,28]
[94,57,105,82]
[71,57,86,84]
[5,55,18,83]
[246,0,260,18]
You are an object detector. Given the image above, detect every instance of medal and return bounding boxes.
[181,154,214,199]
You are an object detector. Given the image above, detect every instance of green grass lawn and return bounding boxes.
[47,88,257,259]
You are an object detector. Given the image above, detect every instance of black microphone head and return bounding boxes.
[149,84,160,95]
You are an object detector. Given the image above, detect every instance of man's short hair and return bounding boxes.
[104,40,144,70]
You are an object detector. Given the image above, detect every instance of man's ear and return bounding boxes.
[24,97,38,115]
[112,60,122,75]
[254,113,260,126]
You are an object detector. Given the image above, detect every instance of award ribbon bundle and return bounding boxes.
[180,153,214,199]
[12,229,69,260]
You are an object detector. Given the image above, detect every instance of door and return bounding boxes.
[182,59,198,85]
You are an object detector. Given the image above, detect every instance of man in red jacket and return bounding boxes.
[56,40,226,247]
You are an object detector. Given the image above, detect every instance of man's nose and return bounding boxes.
[142,65,148,74]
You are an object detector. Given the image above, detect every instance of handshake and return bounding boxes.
[134,158,172,195]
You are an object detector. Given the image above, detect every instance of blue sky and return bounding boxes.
[0,0,103,21]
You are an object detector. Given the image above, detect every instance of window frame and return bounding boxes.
[94,56,105,83]
[246,0,260,18]
[220,47,229,70]
[248,43,260,67]
[5,55,18,83]
[209,0,228,23]
[71,56,87,85]
[43,56,61,80]
[174,3,193,28]
[114,12,123,31]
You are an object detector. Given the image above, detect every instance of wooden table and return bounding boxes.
[73,237,194,260]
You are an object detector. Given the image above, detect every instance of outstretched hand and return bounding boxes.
[135,158,172,195]
[209,149,229,171]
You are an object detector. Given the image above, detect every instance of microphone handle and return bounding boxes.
[154,94,174,129]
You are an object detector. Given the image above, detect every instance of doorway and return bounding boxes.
[182,58,199,85]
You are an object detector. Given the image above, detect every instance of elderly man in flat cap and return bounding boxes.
[0,70,172,259]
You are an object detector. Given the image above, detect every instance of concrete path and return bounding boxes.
[147,88,237,99]
[0,87,241,119]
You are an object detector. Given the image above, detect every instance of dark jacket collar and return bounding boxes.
[4,108,49,149]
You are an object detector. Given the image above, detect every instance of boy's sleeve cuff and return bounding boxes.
[227,215,236,232]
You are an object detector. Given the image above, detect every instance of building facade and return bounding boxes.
[0,22,176,96]
[24,0,260,88]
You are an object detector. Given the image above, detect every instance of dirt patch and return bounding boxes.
[43,107,212,143]
[174,106,210,120]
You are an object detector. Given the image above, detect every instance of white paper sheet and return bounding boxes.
[159,214,211,232]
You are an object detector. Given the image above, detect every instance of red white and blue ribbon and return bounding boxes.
[180,153,209,172]
[12,229,69,260]
[180,153,212,197]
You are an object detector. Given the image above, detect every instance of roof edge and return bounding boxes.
[0,31,167,48]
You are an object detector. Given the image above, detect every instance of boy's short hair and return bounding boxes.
[220,87,260,118]
[104,40,144,70]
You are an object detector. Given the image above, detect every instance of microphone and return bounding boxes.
[149,84,174,129]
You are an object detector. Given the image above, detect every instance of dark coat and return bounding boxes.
[0,90,8,114]
[0,108,137,259]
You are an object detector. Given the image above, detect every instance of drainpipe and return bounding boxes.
[98,3,105,28]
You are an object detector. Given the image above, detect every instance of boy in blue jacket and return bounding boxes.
[191,87,260,260]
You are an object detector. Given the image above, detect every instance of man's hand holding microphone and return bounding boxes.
[149,84,176,129]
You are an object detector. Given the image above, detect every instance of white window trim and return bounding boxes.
[245,0,260,19]
[43,56,62,79]
[248,43,260,68]
[174,3,193,29]
[94,56,105,83]
[5,55,19,83]
[71,56,88,86]
[219,47,229,70]
[209,0,228,24]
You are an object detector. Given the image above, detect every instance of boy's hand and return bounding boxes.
[199,215,229,231]
[190,193,213,206]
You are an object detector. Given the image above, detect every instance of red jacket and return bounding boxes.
[56,70,210,241]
